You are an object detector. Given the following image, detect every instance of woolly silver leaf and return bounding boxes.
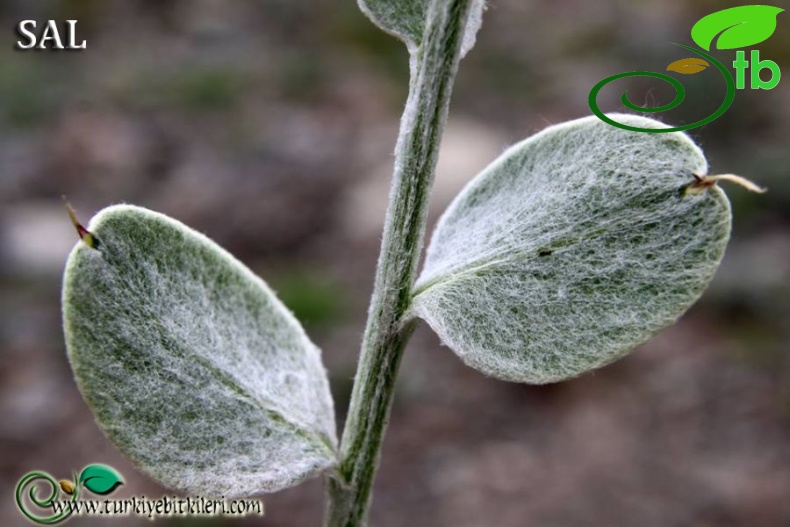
[62,205,337,497]
[412,115,731,384]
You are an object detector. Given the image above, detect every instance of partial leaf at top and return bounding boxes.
[63,205,337,497]
[691,5,784,51]
[411,115,732,384]
[358,0,486,57]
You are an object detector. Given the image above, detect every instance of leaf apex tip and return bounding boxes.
[686,173,766,195]
[63,198,98,249]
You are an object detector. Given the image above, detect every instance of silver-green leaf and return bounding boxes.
[63,205,337,497]
[357,0,485,57]
[411,115,731,384]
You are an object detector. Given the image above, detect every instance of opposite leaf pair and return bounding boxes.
[63,114,733,497]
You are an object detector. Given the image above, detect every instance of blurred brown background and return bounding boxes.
[1,1,788,526]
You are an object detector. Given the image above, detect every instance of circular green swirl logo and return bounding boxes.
[589,5,784,133]
[15,465,124,525]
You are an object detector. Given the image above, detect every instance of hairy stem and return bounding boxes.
[324,0,474,525]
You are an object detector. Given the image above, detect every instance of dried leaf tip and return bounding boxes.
[686,173,766,195]
[63,197,98,249]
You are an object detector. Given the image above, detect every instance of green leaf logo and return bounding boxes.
[691,5,784,51]
[78,465,124,495]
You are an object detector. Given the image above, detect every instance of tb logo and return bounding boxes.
[589,5,784,133]
[733,50,780,90]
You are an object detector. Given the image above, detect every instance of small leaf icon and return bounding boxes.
[667,57,710,74]
[78,465,124,495]
[58,479,75,495]
[691,5,784,51]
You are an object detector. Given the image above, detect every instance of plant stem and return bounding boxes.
[324,0,474,525]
